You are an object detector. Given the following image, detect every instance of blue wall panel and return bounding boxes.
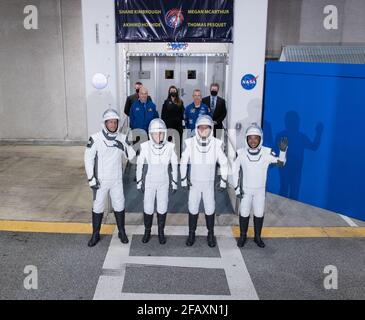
[263,61,365,221]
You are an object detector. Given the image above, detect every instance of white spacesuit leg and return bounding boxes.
[188,184,202,215]
[202,183,215,215]
[144,185,156,215]
[92,182,110,213]
[109,179,125,212]
[252,189,265,218]
[156,182,169,214]
[239,190,254,218]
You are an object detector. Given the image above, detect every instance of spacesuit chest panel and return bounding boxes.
[241,149,271,189]
[189,139,218,182]
[146,144,171,165]
[145,143,171,182]
[96,134,123,180]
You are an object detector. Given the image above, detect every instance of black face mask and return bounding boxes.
[210,90,218,97]
[136,88,140,94]
[170,92,177,98]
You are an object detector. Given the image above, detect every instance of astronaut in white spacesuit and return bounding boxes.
[180,115,228,247]
[84,109,136,247]
[136,118,178,244]
[233,123,288,248]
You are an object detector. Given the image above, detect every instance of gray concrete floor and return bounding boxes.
[0,231,111,300]
[240,238,365,300]
[2,228,364,300]
[122,264,231,295]
[0,145,91,222]
[1,145,364,301]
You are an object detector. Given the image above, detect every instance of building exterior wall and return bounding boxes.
[266,0,365,59]
[1,0,364,141]
[0,0,86,142]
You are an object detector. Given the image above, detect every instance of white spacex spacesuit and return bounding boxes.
[136,118,178,244]
[180,115,228,247]
[84,109,136,247]
[233,123,288,248]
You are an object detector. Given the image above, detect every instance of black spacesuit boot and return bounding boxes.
[88,211,103,247]
[253,216,265,248]
[157,213,167,244]
[114,210,129,244]
[186,213,198,246]
[142,212,153,243]
[205,213,216,247]
[237,215,250,247]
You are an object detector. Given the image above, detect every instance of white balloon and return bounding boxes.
[92,73,108,90]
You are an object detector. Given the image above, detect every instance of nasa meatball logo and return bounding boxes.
[241,74,259,90]
[165,8,184,29]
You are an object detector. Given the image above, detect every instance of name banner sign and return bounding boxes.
[115,0,233,43]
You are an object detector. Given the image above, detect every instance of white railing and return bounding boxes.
[222,124,240,215]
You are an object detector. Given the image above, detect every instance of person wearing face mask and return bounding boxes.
[136,118,178,244]
[180,115,228,248]
[202,83,227,138]
[84,109,136,247]
[124,81,151,117]
[184,89,211,137]
[161,85,184,150]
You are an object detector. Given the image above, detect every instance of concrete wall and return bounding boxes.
[226,0,268,191]
[81,0,119,137]
[266,0,302,58]
[0,0,87,142]
[266,0,365,58]
[227,0,268,148]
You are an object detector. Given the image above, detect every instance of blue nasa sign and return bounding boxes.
[241,74,258,90]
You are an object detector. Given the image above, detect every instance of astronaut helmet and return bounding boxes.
[195,115,213,146]
[102,108,120,138]
[245,123,263,155]
[148,118,167,149]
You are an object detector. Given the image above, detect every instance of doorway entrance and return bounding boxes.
[126,54,228,114]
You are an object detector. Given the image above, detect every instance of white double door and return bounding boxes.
[128,55,226,115]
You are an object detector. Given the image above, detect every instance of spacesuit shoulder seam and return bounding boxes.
[116,133,126,141]
[167,142,176,150]
[140,141,149,150]
[91,133,99,140]
[89,133,102,145]
[184,138,193,146]
[236,148,244,157]
[215,138,223,146]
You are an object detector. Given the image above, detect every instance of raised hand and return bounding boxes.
[279,136,288,152]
